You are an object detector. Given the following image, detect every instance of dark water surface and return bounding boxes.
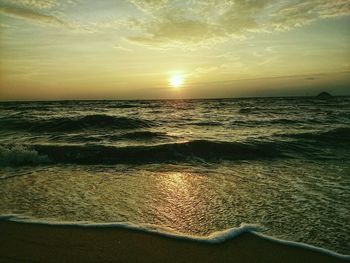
[0,97,349,254]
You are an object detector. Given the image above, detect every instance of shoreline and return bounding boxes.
[0,220,348,263]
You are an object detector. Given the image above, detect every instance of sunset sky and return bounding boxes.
[0,0,349,100]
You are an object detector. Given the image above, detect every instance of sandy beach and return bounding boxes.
[0,221,346,263]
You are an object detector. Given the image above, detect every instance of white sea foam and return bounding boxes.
[1,214,349,260]
[0,145,49,166]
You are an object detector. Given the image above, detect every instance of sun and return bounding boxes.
[169,73,185,88]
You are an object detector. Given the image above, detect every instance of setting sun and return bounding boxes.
[0,1,349,261]
[169,73,185,88]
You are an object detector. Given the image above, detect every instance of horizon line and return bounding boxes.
[1,93,349,103]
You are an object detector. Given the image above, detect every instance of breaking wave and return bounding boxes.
[1,126,349,167]
[0,145,49,167]
[0,140,284,166]
[32,140,285,165]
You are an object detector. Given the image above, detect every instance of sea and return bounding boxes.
[0,97,349,255]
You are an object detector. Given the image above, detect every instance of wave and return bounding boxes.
[0,114,153,132]
[0,214,348,259]
[48,131,170,143]
[1,130,348,166]
[106,104,138,109]
[0,140,284,166]
[231,118,316,127]
[0,145,49,167]
[32,140,283,165]
[283,127,350,142]
[0,214,260,243]
[239,107,258,114]
[120,131,168,140]
[191,121,222,126]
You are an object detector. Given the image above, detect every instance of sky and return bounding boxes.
[0,0,349,100]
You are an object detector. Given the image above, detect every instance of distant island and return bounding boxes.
[316,92,333,99]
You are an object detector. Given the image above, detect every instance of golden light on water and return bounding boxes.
[169,72,185,88]
[151,171,210,232]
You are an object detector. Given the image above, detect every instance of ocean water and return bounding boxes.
[0,97,349,254]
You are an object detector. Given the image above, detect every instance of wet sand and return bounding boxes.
[0,221,346,263]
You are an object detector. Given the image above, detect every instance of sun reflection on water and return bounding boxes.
[152,171,210,233]
[163,172,189,192]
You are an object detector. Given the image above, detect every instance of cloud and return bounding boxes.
[1,0,80,10]
[2,0,58,9]
[0,1,84,30]
[127,10,226,48]
[124,0,272,47]
[318,0,350,18]
[0,4,68,27]
[126,1,268,48]
[305,77,317,80]
[125,0,350,48]
[128,0,168,13]
[191,64,229,77]
[1,0,349,46]
[113,44,132,52]
[0,22,10,27]
[270,0,350,31]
